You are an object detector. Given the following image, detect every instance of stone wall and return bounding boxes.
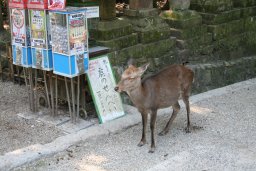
[188,0,256,93]
[91,0,256,96]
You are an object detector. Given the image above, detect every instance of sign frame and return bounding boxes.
[86,55,125,124]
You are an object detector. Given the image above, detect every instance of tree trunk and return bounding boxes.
[99,0,116,20]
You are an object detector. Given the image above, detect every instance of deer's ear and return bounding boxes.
[139,63,150,74]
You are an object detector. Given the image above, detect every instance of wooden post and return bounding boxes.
[43,71,51,109]
[76,75,80,122]
[49,72,55,116]
[65,77,72,120]
[55,75,58,115]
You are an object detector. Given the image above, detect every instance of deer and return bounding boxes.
[114,62,194,153]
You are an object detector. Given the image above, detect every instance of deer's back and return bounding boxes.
[142,64,194,108]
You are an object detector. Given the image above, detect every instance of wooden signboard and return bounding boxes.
[87,55,125,123]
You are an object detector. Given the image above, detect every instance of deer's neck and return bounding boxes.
[128,83,146,107]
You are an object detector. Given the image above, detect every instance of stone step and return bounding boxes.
[90,24,133,41]
[153,50,177,68]
[176,33,212,49]
[207,19,245,40]
[108,37,176,65]
[160,10,203,29]
[240,6,256,17]
[126,16,169,31]
[212,32,246,57]
[124,8,159,18]
[233,0,256,7]
[96,33,139,51]
[199,8,241,24]
[189,56,256,94]
[108,44,144,65]
[138,26,171,44]
[190,0,234,13]
[245,31,256,54]
[142,37,176,58]
[170,25,208,39]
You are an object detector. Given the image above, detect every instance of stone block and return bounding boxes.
[233,0,256,7]
[97,33,138,51]
[124,8,158,17]
[165,16,202,29]
[197,45,214,56]
[190,56,256,94]
[213,33,245,58]
[129,16,168,31]
[160,51,178,66]
[138,27,171,44]
[208,24,227,40]
[108,44,144,65]
[245,31,256,54]
[200,9,241,25]
[240,6,256,18]
[90,24,133,41]
[170,25,207,39]
[227,19,245,34]
[160,10,202,29]
[190,0,234,13]
[177,49,190,63]
[176,33,212,50]
[143,38,176,58]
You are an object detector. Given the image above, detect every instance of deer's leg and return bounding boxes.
[138,112,148,147]
[149,109,157,153]
[159,102,180,136]
[182,94,191,133]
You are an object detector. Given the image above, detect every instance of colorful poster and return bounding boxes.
[68,12,87,55]
[30,10,46,48]
[11,9,26,46]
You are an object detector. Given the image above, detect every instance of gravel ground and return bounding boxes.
[12,80,256,170]
[0,81,65,155]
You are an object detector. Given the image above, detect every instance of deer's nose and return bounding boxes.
[114,86,119,92]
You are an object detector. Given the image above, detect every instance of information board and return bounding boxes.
[87,55,125,123]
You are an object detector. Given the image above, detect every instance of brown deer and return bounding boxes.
[114,63,194,153]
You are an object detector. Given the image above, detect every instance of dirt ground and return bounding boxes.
[0,80,65,155]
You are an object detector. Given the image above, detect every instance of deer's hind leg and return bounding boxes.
[182,86,192,133]
[159,101,180,136]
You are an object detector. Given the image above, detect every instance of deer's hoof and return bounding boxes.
[137,141,146,147]
[159,130,168,136]
[148,147,155,153]
[185,127,191,133]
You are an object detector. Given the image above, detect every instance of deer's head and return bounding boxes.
[114,63,150,93]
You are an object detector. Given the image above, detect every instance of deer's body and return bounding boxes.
[115,63,194,153]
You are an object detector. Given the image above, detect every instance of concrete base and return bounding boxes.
[57,119,94,134]
[17,111,94,134]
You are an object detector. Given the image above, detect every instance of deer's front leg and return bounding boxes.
[149,110,157,153]
[138,112,148,147]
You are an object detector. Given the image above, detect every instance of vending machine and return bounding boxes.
[49,7,89,78]
[27,0,53,70]
[9,0,32,67]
